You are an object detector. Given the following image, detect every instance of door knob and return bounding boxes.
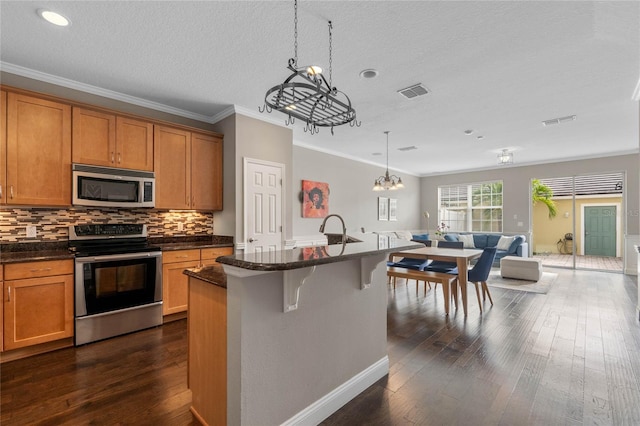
[248,238,258,243]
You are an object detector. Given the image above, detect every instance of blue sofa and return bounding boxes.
[444,233,528,264]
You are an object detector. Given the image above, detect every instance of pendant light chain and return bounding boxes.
[328,21,333,88]
[293,0,298,67]
[260,0,360,133]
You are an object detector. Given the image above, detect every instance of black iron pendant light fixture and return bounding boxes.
[259,0,360,135]
[373,131,404,191]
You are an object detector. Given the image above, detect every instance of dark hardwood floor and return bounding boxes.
[2,267,639,425]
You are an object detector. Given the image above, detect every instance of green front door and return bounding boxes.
[584,206,616,257]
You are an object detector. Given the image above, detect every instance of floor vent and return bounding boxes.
[398,83,429,99]
[398,146,418,152]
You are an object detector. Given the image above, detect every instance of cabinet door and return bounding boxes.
[4,274,74,350]
[1,90,6,205]
[6,93,71,206]
[72,107,116,167]
[116,117,153,171]
[162,260,199,316]
[191,133,223,210]
[154,125,191,209]
[1,265,3,352]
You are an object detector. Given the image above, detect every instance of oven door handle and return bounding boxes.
[75,251,162,263]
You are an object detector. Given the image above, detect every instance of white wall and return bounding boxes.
[292,145,422,239]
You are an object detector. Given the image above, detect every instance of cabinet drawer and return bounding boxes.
[4,259,73,280]
[200,247,233,261]
[163,249,200,264]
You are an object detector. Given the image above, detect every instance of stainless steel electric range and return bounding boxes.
[69,224,162,345]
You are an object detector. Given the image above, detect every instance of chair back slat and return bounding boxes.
[437,241,463,249]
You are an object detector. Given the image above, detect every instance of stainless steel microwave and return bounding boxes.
[72,164,155,208]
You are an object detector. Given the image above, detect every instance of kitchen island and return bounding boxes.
[184,233,421,425]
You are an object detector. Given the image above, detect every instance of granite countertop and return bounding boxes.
[0,235,234,264]
[183,264,227,288]
[216,232,422,272]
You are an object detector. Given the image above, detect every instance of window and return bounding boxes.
[438,181,503,232]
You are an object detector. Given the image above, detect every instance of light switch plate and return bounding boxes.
[177,222,184,232]
[26,225,37,238]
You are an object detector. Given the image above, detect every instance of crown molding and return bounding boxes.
[1,62,215,123]
[293,140,418,177]
[220,105,288,128]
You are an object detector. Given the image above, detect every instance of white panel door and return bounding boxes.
[244,158,284,254]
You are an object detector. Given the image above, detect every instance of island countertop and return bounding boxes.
[215,232,423,271]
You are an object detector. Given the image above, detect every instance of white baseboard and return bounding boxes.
[281,356,389,426]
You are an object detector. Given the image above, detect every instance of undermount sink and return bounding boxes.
[324,233,363,245]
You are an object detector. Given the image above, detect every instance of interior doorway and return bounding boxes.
[531,172,624,272]
[243,157,285,255]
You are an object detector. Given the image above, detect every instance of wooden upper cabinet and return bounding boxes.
[72,107,153,171]
[72,107,115,167]
[116,116,153,171]
[154,126,223,210]
[191,132,223,210]
[6,93,71,206]
[154,125,191,209]
[1,90,6,205]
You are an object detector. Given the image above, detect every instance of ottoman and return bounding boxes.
[500,256,543,281]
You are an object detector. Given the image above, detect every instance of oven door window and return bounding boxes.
[81,257,157,316]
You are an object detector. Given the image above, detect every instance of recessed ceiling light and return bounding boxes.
[476,135,484,140]
[372,152,382,156]
[464,129,474,135]
[38,9,71,27]
[359,69,379,79]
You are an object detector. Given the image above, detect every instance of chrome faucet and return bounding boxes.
[319,214,347,243]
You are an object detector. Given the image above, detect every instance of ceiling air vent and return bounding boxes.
[542,115,576,126]
[397,83,429,99]
[398,146,418,152]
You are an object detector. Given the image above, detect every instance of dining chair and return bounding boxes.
[457,247,497,313]
[423,240,463,272]
[387,241,432,292]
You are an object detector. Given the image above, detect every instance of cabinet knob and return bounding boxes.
[248,238,258,243]
[7,286,11,302]
[111,152,115,163]
[117,153,122,163]
[0,184,2,198]
[10,186,14,199]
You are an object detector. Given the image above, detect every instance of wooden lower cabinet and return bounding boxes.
[188,275,227,425]
[162,249,201,316]
[0,265,3,352]
[200,247,234,267]
[162,247,233,318]
[3,260,74,351]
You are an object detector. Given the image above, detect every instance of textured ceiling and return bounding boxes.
[1,1,638,177]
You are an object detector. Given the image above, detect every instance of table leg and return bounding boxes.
[457,258,468,316]
[442,279,450,315]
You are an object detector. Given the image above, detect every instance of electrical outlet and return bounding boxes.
[26,225,37,238]
[177,222,184,232]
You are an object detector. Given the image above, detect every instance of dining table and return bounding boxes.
[388,246,483,315]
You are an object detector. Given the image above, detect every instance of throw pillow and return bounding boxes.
[394,230,414,241]
[459,234,475,248]
[497,235,515,251]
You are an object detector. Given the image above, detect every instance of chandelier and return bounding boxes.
[497,149,514,165]
[259,0,359,135]
[373,131,404,191]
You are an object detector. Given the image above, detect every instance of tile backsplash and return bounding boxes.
[0,208,214,243]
